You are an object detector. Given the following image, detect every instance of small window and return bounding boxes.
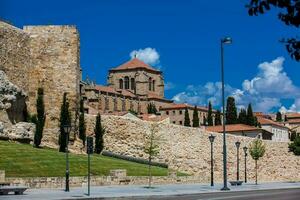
[179,110,182,115]
[152,80,155,91]
[166,111,169,115]
[149,77,152,91]
[131,78,135,90]
[179,121,182,125]
[119,79,123,89]
[173,121,176,124]
[124,76,129,89]
[173,110,176,115]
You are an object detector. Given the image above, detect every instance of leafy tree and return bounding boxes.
[246,104,255,126]
[288,135,300,155]
[34,88,46,148]
[207,101,213,126]
[284,115,288,122]
[249,139,266,185]
[144,123,161,188]
[78,99,86,146]
[94,113,105,154]
[59,93,71,152]
[246,0,300,61]
[192,106,199,127]
[214,110,222,125]
[147,103,157,114]
[226,97,238,124]
[184,107,191,127]
[276,111,282,122]
[238,108,247,124]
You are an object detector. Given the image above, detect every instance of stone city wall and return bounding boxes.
[84,114,300,183]
[0,21,81,147]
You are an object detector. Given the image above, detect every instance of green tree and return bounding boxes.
[184,107,191,127]
[192,106,199,127]
[78,98,86,146]
[288,135,300,155]
[214,110,222,125]
[276,111,282,122]
[203,116,207,126]
[147,103,157,114]
[144,123,161,188]
[59,93,71,152]
[207,101,213,126]
[247,0,300,61]
[226,97,238,124]
[249,139,266,185]
[238,108,247,124]
[34,88,46,148]
[284,115,288,122]
[94,113,105,154]
[246,104,255,126]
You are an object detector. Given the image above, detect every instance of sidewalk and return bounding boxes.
[1,182,300,200]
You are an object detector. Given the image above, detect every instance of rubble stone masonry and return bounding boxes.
[0,21,80,146]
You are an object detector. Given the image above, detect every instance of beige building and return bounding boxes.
[257,117,289,142]
[206,124,272,140]
[83,58,216,128]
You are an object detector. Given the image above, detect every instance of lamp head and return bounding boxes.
[235,141,241,148]
[63,124,72,134]
[243,146,248,154]
[222,37,232,44]
[208,134,216,143]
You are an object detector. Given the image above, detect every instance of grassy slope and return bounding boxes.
[0,140,170,177]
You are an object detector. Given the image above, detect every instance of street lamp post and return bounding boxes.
[243,146,248,183]
[208,134,216,187]
[63,124,72,192]
[235,141,241,181]
[220,37,232,191]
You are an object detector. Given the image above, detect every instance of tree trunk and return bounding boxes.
[148,156,152,188]
[255,159,258,185]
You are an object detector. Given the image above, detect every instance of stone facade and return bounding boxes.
[84,114,300,183]
[0,21,81,146]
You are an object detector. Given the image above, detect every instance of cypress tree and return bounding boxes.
[214,110,222,125]
[203,116,207,126]
[207,101,213,126]
[79,98,86,146]
[59,93,71,152]
[34,88,46,148]
[226,96,238,124]
[95,113,105,154]
[246,103,255,126]
[238,108,247,124]
[192,106,199,127]
[276,111,282,122]
[184,107,191,127]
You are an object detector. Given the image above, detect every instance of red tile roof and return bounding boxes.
[286,113,300,119]
[257,117,288,129]
[206,124,261,133]
[147,92,173,102]
[287,118,300,124]
[110,58,160,72]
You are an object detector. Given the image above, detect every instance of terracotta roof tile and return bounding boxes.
[257,117,288,129]
[206,124,261,133]
[160,103,210,112]
[287,118,300,124]
[111,58,160,72]
[286,113,300,118]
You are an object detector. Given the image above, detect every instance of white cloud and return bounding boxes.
[172,57,300,113]
[130,47,160,66]
[164,82,175,90]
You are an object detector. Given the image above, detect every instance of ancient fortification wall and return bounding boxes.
[85,114,300,183]
[0,21,81,146]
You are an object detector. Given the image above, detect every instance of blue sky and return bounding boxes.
[1,0,299,113]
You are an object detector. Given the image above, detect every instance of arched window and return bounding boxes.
[130,78,135,90]
[149,77,152,91]
[152,80,155,91]
[119,79,123,89]
[124,76,129,89]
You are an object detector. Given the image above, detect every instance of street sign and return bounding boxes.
[87,137,93,154]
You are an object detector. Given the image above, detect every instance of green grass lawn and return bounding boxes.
[0,140,174,177]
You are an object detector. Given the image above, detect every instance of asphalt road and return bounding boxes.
[101,188,300,200]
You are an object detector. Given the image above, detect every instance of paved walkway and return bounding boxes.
[1,182,300,200]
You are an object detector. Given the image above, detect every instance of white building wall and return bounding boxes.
[261,125,289,142]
